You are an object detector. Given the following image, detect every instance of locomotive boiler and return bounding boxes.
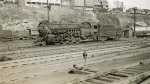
[35,21,121,45]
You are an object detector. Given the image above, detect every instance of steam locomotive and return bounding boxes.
[35,21,122,45]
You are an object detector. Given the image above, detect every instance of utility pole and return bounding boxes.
[101,2,103,8]
[118,14,119,29]
[83,0,86,11]
[60,0,62,7]
[47,0,49,22]
[133,7,136,37]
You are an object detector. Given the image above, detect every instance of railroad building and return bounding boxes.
[122,27,133,38]
[111,8,124,13]
[0,0,25,4]
[62,0,108,11]
[1,0,16,4]
[126,8,150,15]
[1,0,109,12]
[24,0,108,12]
[25,0,61,7]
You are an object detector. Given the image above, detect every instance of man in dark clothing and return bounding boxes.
[68,51,88,74]
[83,50,87,66]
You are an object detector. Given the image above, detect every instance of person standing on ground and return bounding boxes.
[83,50,87,66]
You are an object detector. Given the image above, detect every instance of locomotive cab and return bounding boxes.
[81,22,99,42]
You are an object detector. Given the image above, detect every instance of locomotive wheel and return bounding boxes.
[71,40,76,44]
[42,41,46,46]
[114,35,120,41]
[62,41,67,45]
[75,37,81,44]
[99,36,108,41]
[67,41,73,44]
[61,41,70,44]
[114,37,120,41]
[39,41,46,46]
[75,41,80,44]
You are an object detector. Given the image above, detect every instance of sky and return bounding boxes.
[107,0,150,9]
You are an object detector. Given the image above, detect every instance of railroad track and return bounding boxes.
[73,60,150,84]
[0,41,147,70]
[0,41,150,84]
[140,76,150,84]
[0,38,149,60]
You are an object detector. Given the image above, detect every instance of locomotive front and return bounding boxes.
[36,21,82,45]
[36,21,55,45]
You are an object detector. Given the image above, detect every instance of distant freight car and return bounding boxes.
[0,30,13,41]
[13,30,30,40]
[126,8,150,15]
[35,21,121,45]
[134,26,150,37]
[28,29,39,39]
[0,25,2,30]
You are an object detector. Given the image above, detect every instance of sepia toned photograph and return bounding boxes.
[0,0,150,84]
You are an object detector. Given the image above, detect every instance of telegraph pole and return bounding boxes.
[60,0,62,7]
[47,0,49,22]
[133,7,136,37]
[83,0,86,11]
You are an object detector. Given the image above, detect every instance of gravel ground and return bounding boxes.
[0,37,148,52]
[15,52,150,84]
[0,40,34,52]
[0,38,150,84]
